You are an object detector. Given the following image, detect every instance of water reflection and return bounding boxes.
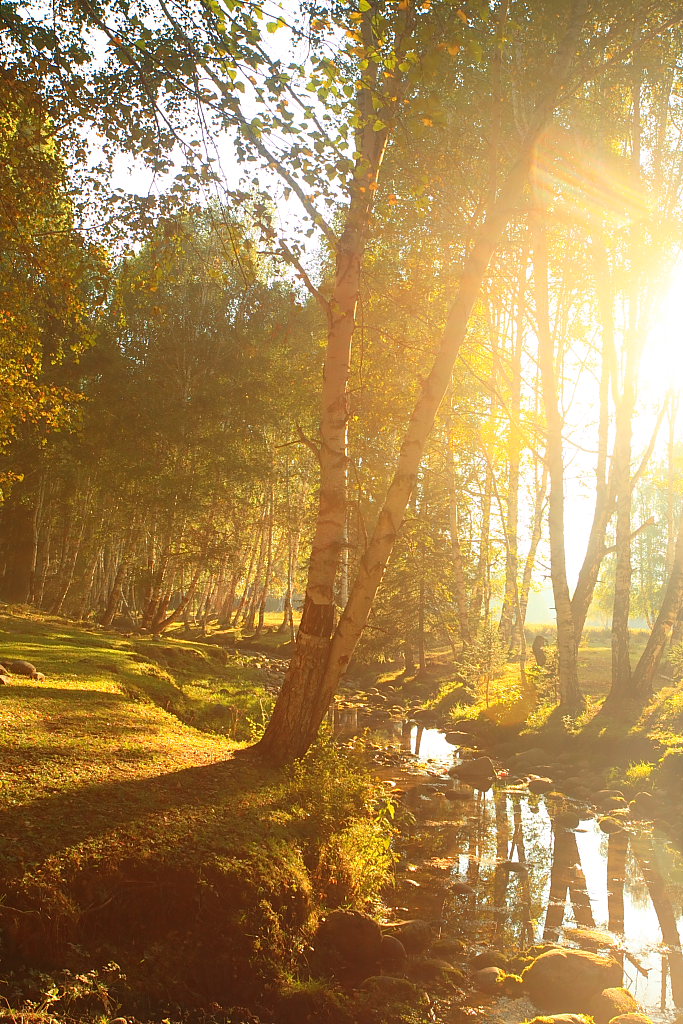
[438,791,683,1020]
[330,708,455,762]
[331,714,683,1021]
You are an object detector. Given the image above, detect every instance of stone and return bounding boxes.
[527,1016,592,1024]
[587,988,639,1024]
[315,910,383,965]
[360,975,428,1005]
[555,808,581,829]
[4,659,42,679]
[474,966,505,993]
[513,747,548,770]
[528,777,554,795]
[431,937,467,957]
[599,816,625,834]
[596,790,628,811]
[629,792,655,819]
[608,1016,655,1024]
[522,949,622,1012]
[407,957,465,988]
[471,950,507,970]
[379,934,407,968]
[413,709,438,726]
[387,918,432,953]
[450,755,495,781]
[445,731,474,746]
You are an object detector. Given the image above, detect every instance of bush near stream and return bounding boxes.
[0,607,395,1023]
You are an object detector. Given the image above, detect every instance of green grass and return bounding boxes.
[0,606,394,1021]
[0,605,277,742]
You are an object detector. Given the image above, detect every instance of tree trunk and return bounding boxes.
[256,482,274,634]
[499,247,526,649]
[570,240,616,640]
[516,462,548,647]
[100,555,128,627]
[0,476,39,603]
[532,201,582,708]
[256,0,588,763]
[447,455,472,646]
[631,513,683,700]
[610,378,635,696]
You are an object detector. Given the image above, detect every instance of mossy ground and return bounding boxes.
[0,606,395,1024]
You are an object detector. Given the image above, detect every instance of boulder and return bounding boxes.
[360,975,428,1006]
[528,777,554,795]
[587,988,639,1024]
[471,949,507,970]
[413,709,439,727]
[431,937,467,957]
[445,731,474,746]
[522,949,622,1012]
[407,957,465,989]
[555,808,581,830]
[315,910,383,965]
[527,1017,591,1024]
[4,659,42,679]
[599,816,625,835]
[450,755,495,780]
[474,966,505,993]
[596,791,628,811]
[513,747,548,770]
[379,934,407,968]
[387,918,432,953]
[608,1016,654,1024]
[629,792,655,819]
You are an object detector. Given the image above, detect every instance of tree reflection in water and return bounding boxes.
[544,820,595,941]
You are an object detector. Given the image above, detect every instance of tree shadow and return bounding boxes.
[0,752,278,881]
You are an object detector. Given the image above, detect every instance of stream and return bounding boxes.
[332,710,683,1022]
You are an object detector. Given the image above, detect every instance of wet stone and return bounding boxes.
[599,816,626,834]
[471,950,508,971]
[607,1015,655,1024]
[528,777,554,795]
[406,957,466,988]
[386,919,432,953]
[522,949,623,1013]
[528,1016,592,1024]
[379,934,407,968]
[474,966,505,993]
[587,987,639,1024]
[315,910,383,965]
[359,975,429,1006]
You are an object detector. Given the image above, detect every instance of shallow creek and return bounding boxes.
[334,713,683,1022]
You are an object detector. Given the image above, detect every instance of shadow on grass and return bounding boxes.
[0,750,274,880]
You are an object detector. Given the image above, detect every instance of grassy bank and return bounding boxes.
[0,607,394,1023]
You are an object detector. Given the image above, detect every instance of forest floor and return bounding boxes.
[3,608,683,1024]
[0,606,400,1024]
